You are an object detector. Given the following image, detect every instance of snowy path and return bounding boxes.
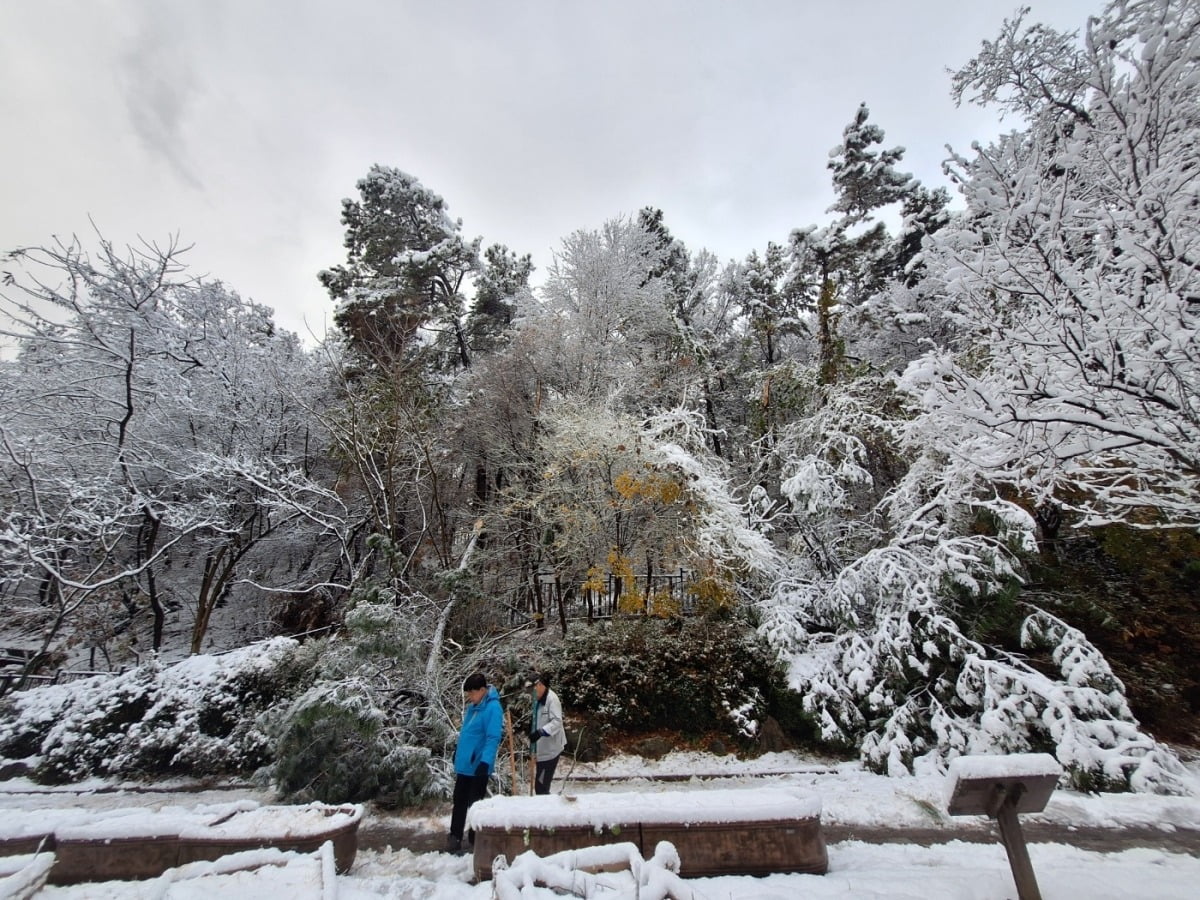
[6,758,1197,859]
[360,807,1200,856]
[358,758,1200,857]
[4,751,1200,897]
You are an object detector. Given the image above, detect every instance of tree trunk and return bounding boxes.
[556,576,568,636]
[191,546,231,655]
[138,510,165,650]
[423,519,483,699]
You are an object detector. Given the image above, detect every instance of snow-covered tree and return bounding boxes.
[319,165,482,368]
[758,372,1190,793]
[463,243,533,353]
[789,104,927,385]
[523,403,776,618]
[448,215,755,627]
[0,235,349,680]
[902,0,1200,528]
[539,216,684,410]
[732,242,801,370]
[827,102,915,225]
[765,7,1200,788]
[640,213,730,439]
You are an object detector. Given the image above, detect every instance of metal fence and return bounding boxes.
[512,569,699,627]
[1,573,708,691]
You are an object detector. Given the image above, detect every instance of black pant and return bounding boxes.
[534,754,561,795]
[449,771,490,840]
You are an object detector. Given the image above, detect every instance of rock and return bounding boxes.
[567,728,605,762]
[757,717,788,753]
[633,736,673,760]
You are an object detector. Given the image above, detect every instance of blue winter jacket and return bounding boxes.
[453,685,503,776]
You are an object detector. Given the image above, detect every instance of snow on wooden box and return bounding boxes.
[467,786,826,881]
[46,802,362,883]
[468,787,821,830]
[175,804,362,874]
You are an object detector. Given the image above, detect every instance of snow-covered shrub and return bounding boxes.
[777,593,1191,793]
[270,680,438,807]
[0,637,306,783]
[557,617,796,743]
[264,597,452,809]
[760,374,1191,793]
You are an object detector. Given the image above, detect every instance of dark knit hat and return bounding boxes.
[534,671,551,689]
[463,672,487,692]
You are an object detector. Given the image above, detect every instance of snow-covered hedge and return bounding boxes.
[0,637,307,783]
[0,598,461,807]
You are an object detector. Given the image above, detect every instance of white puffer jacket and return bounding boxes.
[533,688,567,761]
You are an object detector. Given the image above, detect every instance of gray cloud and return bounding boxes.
[117,4,206,190]
[0,0,1104,343]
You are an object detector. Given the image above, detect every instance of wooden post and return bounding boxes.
[529,681,540,795]
[992,784,1042,900]
[503,709,518,795]
[946,754,1060,900]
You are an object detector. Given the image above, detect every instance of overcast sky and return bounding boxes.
[1,0,1101,343]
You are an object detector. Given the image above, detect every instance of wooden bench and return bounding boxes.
[466,786,826,882]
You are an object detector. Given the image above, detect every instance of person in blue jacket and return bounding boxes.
[447,671,503,853]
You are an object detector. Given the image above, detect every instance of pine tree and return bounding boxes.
[787,104,926,384]
[827,102,914,224]
[464,243,532,353]
[318,165,481,368]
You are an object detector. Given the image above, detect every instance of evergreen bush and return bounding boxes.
[269,682,437,807]
[556,617,801,745]
[264,596,453,809]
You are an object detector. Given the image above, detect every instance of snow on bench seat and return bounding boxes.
[467,786,826,881]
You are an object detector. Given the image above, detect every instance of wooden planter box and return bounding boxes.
[472,822,632,879]
[640,818,827,877]
[12,803,361,884]
[52,834,181,884]
[467,787,827,882]
[0,835,54,857]
[176,805,361,875]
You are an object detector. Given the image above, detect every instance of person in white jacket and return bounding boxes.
[529,672,567,794]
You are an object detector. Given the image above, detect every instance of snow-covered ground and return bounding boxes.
[1,750,1198,898]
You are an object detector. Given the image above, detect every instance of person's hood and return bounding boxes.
[475,685,500,707]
